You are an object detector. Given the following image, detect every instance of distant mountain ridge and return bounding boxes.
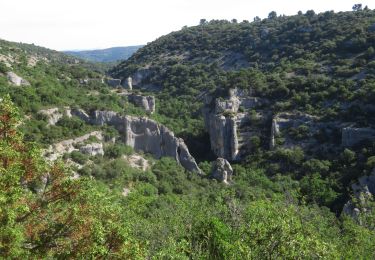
[65,45,143,63]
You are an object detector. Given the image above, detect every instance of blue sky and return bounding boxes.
[0,0,373,50]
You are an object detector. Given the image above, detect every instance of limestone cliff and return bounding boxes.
[72,109,201,173]
[203,88,267,161]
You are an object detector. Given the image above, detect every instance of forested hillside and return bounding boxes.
[65,45,143,63]
[111,8,375,212]
[1,8,375,259]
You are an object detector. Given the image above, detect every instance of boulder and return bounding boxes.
[342,127,375,147]
[211,158,233,184]
[128,94,155,113]
[79,143,104,156]
[6,71,30,86]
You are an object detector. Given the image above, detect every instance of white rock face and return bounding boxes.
[73,109,201,173]
[211,158,233,184]
[79,143,104,156]
[208,114,239,160]
[45,131,103,161]
[122,77,133,90]
[27,55,39,67]
[38,107,72,125]
[38,108,62,125]
[128,94,155,114]
[123,154,149,171]
[0,54,14,68]
[203,88,266,161]
[6,71,30,86]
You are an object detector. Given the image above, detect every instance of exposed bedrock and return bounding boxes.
[211,158,233,184]
[72,109,201,173]
[343,169,375,219]
[128,94,155,114]
[38,107,71,125]
[203,88,267,161]
[121,76,133,90]
[205,114,239,160]
[45,131,103,161]
[7,71,30,86]
[270,112,320,149]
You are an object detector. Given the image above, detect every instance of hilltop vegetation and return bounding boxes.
[112,9,375,131]
[65,45,143,63]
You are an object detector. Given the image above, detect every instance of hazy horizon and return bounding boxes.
[0,0,373,51]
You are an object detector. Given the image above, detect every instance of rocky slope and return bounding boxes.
[40,107,201,173]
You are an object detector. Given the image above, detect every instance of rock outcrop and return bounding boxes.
[341,127,375,147]
[79,143,104,156]
[45,131,103,161]
[342,169,375,220]
[128,94,156,113]
[7,71,30,86]
[38,107,71,125]
[203,88,267,160]
[206,114,239,160]
[38,108,63,125]
[270,112,319,149]
[123,154,150,171]
[211,158,233,184]
[73,109,201,173]
[122,77,133,90]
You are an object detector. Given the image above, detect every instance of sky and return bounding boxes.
[0,0,373,51]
